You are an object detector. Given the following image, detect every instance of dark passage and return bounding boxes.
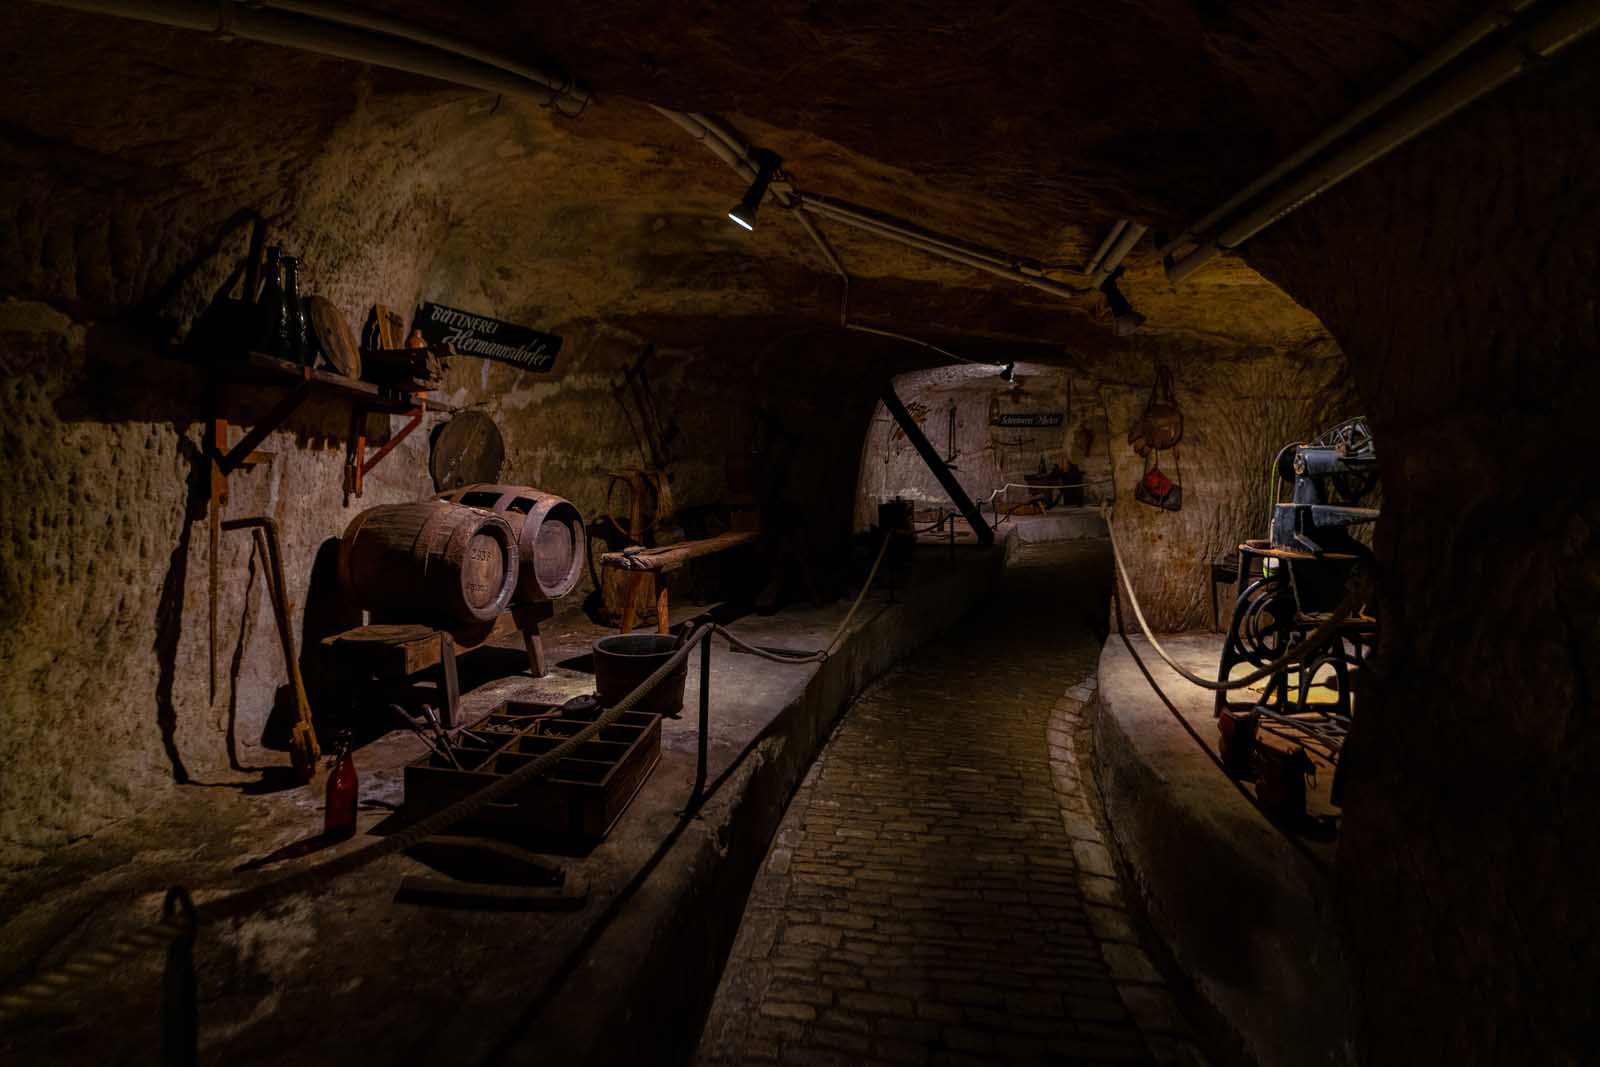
[697,541,1200,1065]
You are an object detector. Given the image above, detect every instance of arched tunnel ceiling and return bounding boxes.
[0,0,1487,363]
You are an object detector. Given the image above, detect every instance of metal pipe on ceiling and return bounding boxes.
[801,199,1086,299]
[655,106,1088,303]
[1088,221,1147,288]
[1083,219,1129,278]
[799,199,1021,272]
[1165,0,1600,284]
[256,0,589,109]
[1160,0,1538,257]
[798,193,1041,274]
[30,0,588,109]
[650,106,763,185]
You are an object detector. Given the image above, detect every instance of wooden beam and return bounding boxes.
[600,530,761,574]
[880,386,993,545]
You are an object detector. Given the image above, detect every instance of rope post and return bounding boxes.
[161,888,199,1067]
[691,628,712,810]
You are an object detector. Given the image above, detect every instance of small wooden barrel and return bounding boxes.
[436,483,585,602]
[338,502,519,624]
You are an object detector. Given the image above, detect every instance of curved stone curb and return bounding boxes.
[1048,680,1212,1067]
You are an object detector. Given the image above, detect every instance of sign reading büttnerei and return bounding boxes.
[990,412,1064,428]
[413,302,563,373]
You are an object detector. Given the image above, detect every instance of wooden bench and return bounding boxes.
[599,529,761,632]
[322,601,553,728]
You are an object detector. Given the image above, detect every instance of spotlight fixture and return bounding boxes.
[1000,362,1016,382]
[728,149,782,231]
[1100,266,1146,336]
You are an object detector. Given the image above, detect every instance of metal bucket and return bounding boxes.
[592,633,686,718]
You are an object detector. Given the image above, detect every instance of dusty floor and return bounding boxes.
[696,541,1211,1066]
[0,546,998,1065]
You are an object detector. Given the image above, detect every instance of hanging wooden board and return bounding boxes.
[305,295,361,379]
[430,411,505,491]
[413,301,562,373]
[991,412,1063,428]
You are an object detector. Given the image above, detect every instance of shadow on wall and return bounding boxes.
[298,536,361,731]
[151,435,209,785]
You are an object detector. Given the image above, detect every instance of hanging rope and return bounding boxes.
[0,529,911,1022]
[1101,504,1367,691]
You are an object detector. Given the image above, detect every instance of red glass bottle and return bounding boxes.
[324,733,358,840]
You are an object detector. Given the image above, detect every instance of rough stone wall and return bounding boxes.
[1096,340,1352,630]
[852,366,1112,527]
[849,348,1351,629]
[1244,39,1600,1066]
[0,30,916,868]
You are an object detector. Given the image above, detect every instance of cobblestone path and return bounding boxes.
[695,541,1205,1066]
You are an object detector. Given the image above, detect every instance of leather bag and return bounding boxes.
[1127,366,1184,453]
[1134,447,1183,512]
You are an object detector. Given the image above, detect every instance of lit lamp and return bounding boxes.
[729,149,782,231]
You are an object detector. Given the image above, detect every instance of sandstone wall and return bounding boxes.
[853,365,1112,528]
[1244,37,1600,1066]
[850,349,1352,630]
[0,31,913,867]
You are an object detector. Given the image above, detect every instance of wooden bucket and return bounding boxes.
[436,483,586,602]
[338,502,519,624]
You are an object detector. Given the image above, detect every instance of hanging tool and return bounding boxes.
[222,516,320,781]
[944,400,961,468]
[614,343,679,469]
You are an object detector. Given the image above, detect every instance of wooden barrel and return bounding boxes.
[435,483,585,602]
[338,502,519,624]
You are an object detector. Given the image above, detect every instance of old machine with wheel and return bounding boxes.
[1214,417,1379,818]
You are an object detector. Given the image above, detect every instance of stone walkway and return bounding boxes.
[695,541,1207,1066]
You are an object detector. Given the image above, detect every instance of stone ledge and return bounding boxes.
[1093,632,1354,1067]
[527,545,1008,1063]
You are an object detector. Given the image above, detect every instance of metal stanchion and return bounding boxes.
[691,628,712,810]
[161,888,198,1067]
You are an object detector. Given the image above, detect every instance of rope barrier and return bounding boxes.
[1101,504,1367,691]
[1110,588,1336,882]
[0,627,704,1022]
[0,527,913,1024]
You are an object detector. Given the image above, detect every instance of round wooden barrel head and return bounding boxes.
[460,531,509,611]
[304,295,361,378]
[430,411,505,492]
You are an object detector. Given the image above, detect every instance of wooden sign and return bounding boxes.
[413,302,562,372]
[991,412,1064,428]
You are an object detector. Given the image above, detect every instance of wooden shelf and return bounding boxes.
[218,351,455,416]
[206,350,453,496]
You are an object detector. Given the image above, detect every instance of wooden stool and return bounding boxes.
[323,602,553,728]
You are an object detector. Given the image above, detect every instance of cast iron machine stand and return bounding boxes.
[1214,418,1380,804]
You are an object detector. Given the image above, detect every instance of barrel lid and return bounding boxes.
[430,411,505,491]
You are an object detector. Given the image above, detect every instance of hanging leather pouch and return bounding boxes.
[1128,366,1184,454]
[1135,449,1183,512]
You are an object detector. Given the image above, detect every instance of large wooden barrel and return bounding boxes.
[435,483,585,602]
[338,502,519,624]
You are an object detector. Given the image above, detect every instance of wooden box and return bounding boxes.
[403,699,661,843]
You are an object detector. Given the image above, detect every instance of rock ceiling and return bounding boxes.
[2,0,1489,363]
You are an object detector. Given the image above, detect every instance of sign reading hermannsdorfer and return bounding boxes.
[413,302,563,373]
[990,412,1064,428]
